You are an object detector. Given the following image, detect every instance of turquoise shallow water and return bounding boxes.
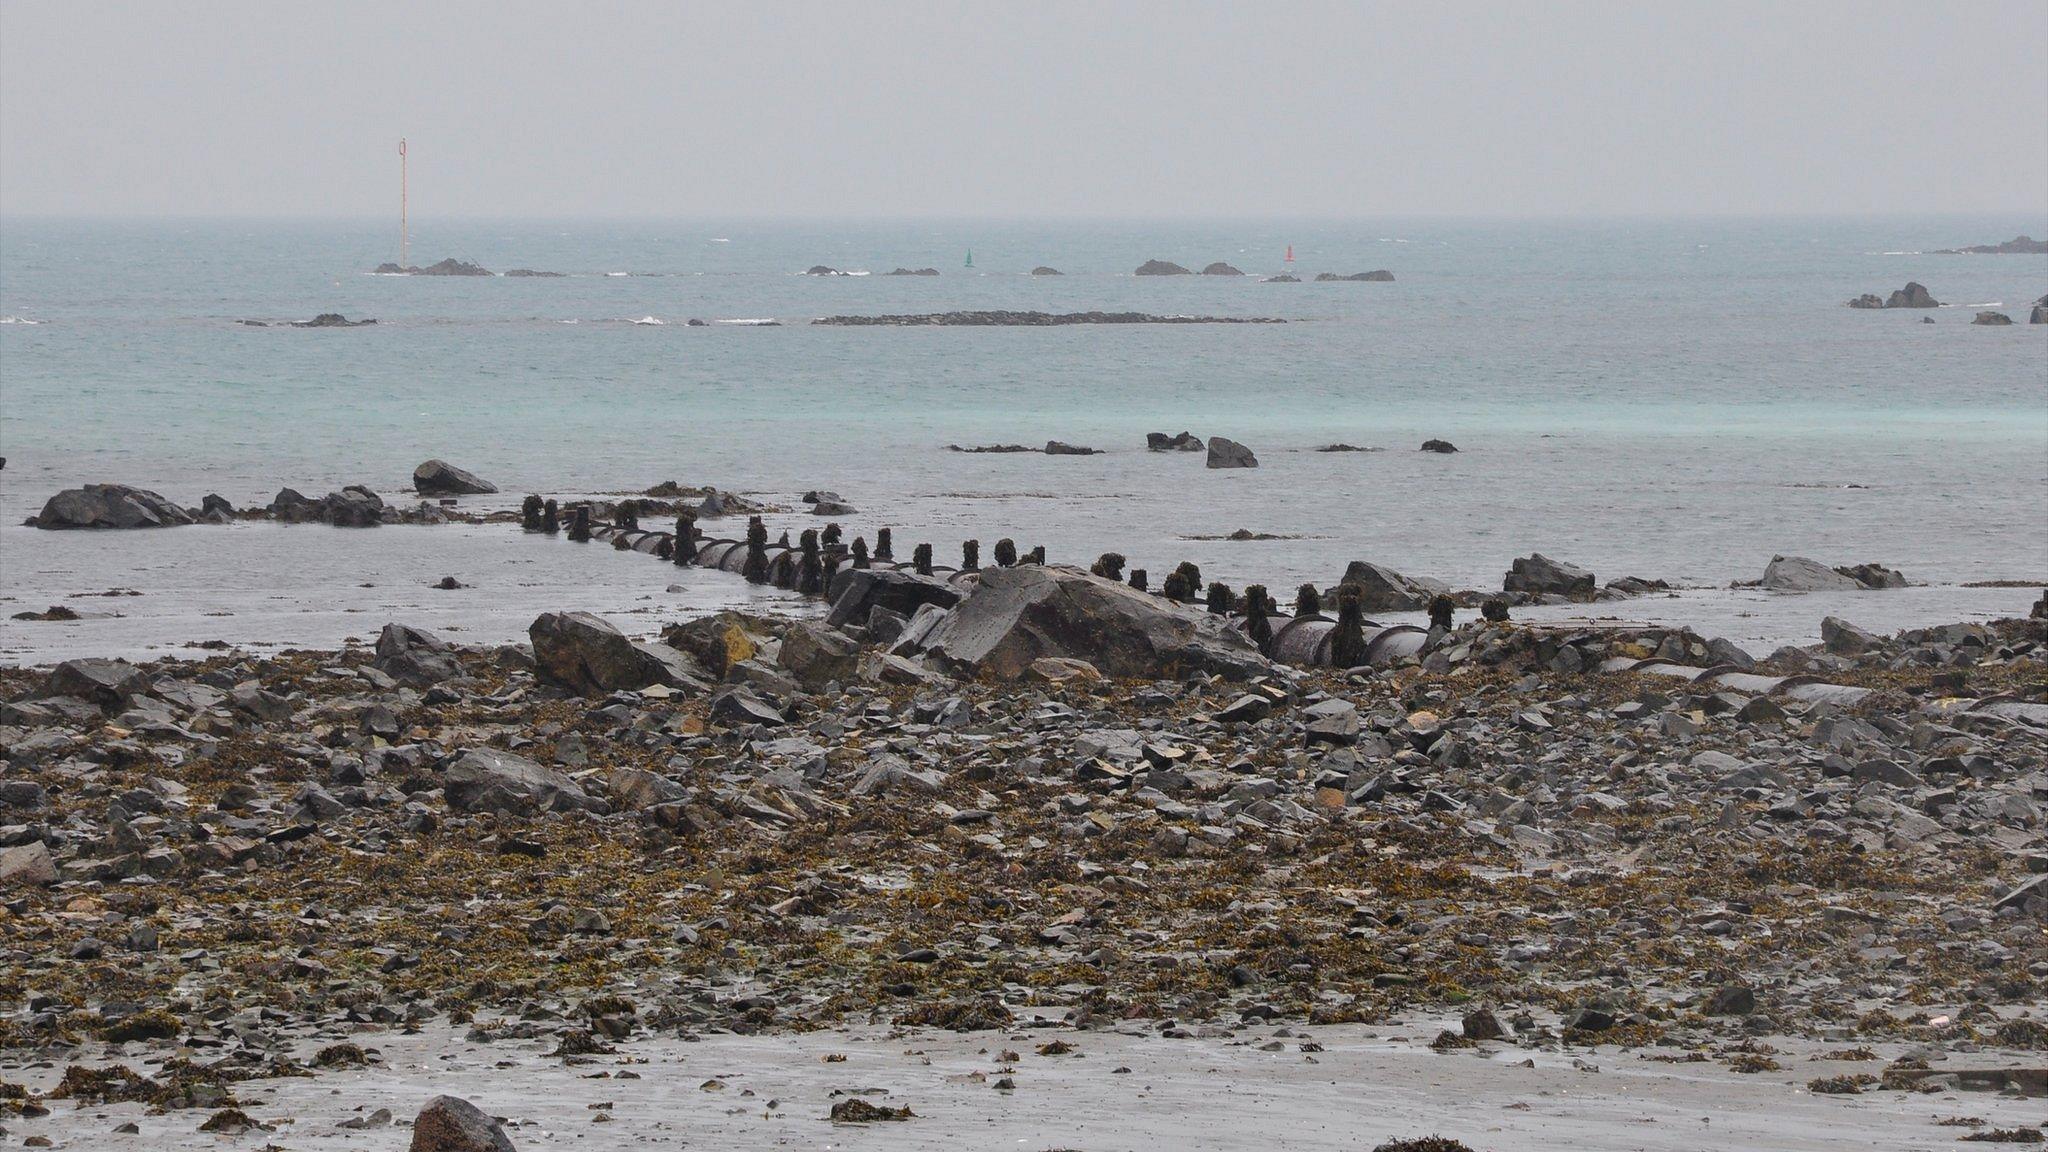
[1,215,2043,660]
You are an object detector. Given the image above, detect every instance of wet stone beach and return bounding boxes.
[1,533,2046,1149]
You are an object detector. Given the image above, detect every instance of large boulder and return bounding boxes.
[1502,554,1595,599]
[2032,295,2047,324]
[40,658,147,708]
[409,1094,516,1152]
[413,460,498,496]
[31,484,196,529]
[825,568,963,629]
[442,748,602,816]
[528,611,702,697]
[0,842,56,888]
[373,623,464,685]
[777,622,860,690]
[1134,259,1192,276]
[1340,561,1449,612]
[922,565,1270,681]
[1760,555,1862,592]
[1206,437,1258,469]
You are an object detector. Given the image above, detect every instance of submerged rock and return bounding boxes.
[31,484,196,530]
[884,267,940,276]
[1847,282,1940,309]
[922,564,1270,681]
[413,459,498,496]
[1147,431,1205,452]
[502,268,564,277]
[1314,270,1394,281]
[1762,555,1857,591]
[814,310,1282,326]
[1030,266,1063,276]
[374,258,492,276]
[1045,441,1101,455]
[1972,311,2013,326]
[290,313,376,327]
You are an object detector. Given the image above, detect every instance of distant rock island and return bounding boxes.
[1134,260,1192,275]
[1030,266,1063,276]
[503,268,565,277]
[1847,282,1940,309]
[1931,235,2048,255]
[372,258,492,276]
[812,310,1284,326]
[1201,262,1245,276]
[241,313,376,328]
[1262,274,1300,283]
[1315,270,1395,281]
[805,265,852,276]
[884,267,940,276]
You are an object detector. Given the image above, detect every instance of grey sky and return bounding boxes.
[3,0,2043,218]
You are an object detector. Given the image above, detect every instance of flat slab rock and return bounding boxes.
[922,564,1270,681]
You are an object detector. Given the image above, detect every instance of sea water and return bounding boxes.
[1,216,2043,662]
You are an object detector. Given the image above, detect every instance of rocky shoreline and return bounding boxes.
[2,523,2045,1146]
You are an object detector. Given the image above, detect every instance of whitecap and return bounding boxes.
[630,316,664,325]
[716,318,779,326]
[710,238,731,243]
[0,316,42,324]
[606,271,629,277]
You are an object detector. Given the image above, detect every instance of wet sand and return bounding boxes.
[8,1021,2041,1150]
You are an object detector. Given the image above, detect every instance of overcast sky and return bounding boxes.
[3,0,2043,218]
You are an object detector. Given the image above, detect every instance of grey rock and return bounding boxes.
[0,841,56,887]
[413,460,498,496]
[443,748,601,816]
[825,568,964,629]
[1340,561,1449,612]
[409,1094,516,1152]
[1206,436,1258,469]
[40,658,147,708]
[529,611,702,697]
[777,622,860,690]
[1502,554,1595,599]
[31,484,196,529]
[1134,259,1192,275]
[1761,555,1862,592]
[1821,615,1881,656]
[923,564,1270,681]
[1146,431,1204,452]
[373,623,464,686]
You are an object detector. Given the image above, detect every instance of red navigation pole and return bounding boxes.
[399,138,409,270]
